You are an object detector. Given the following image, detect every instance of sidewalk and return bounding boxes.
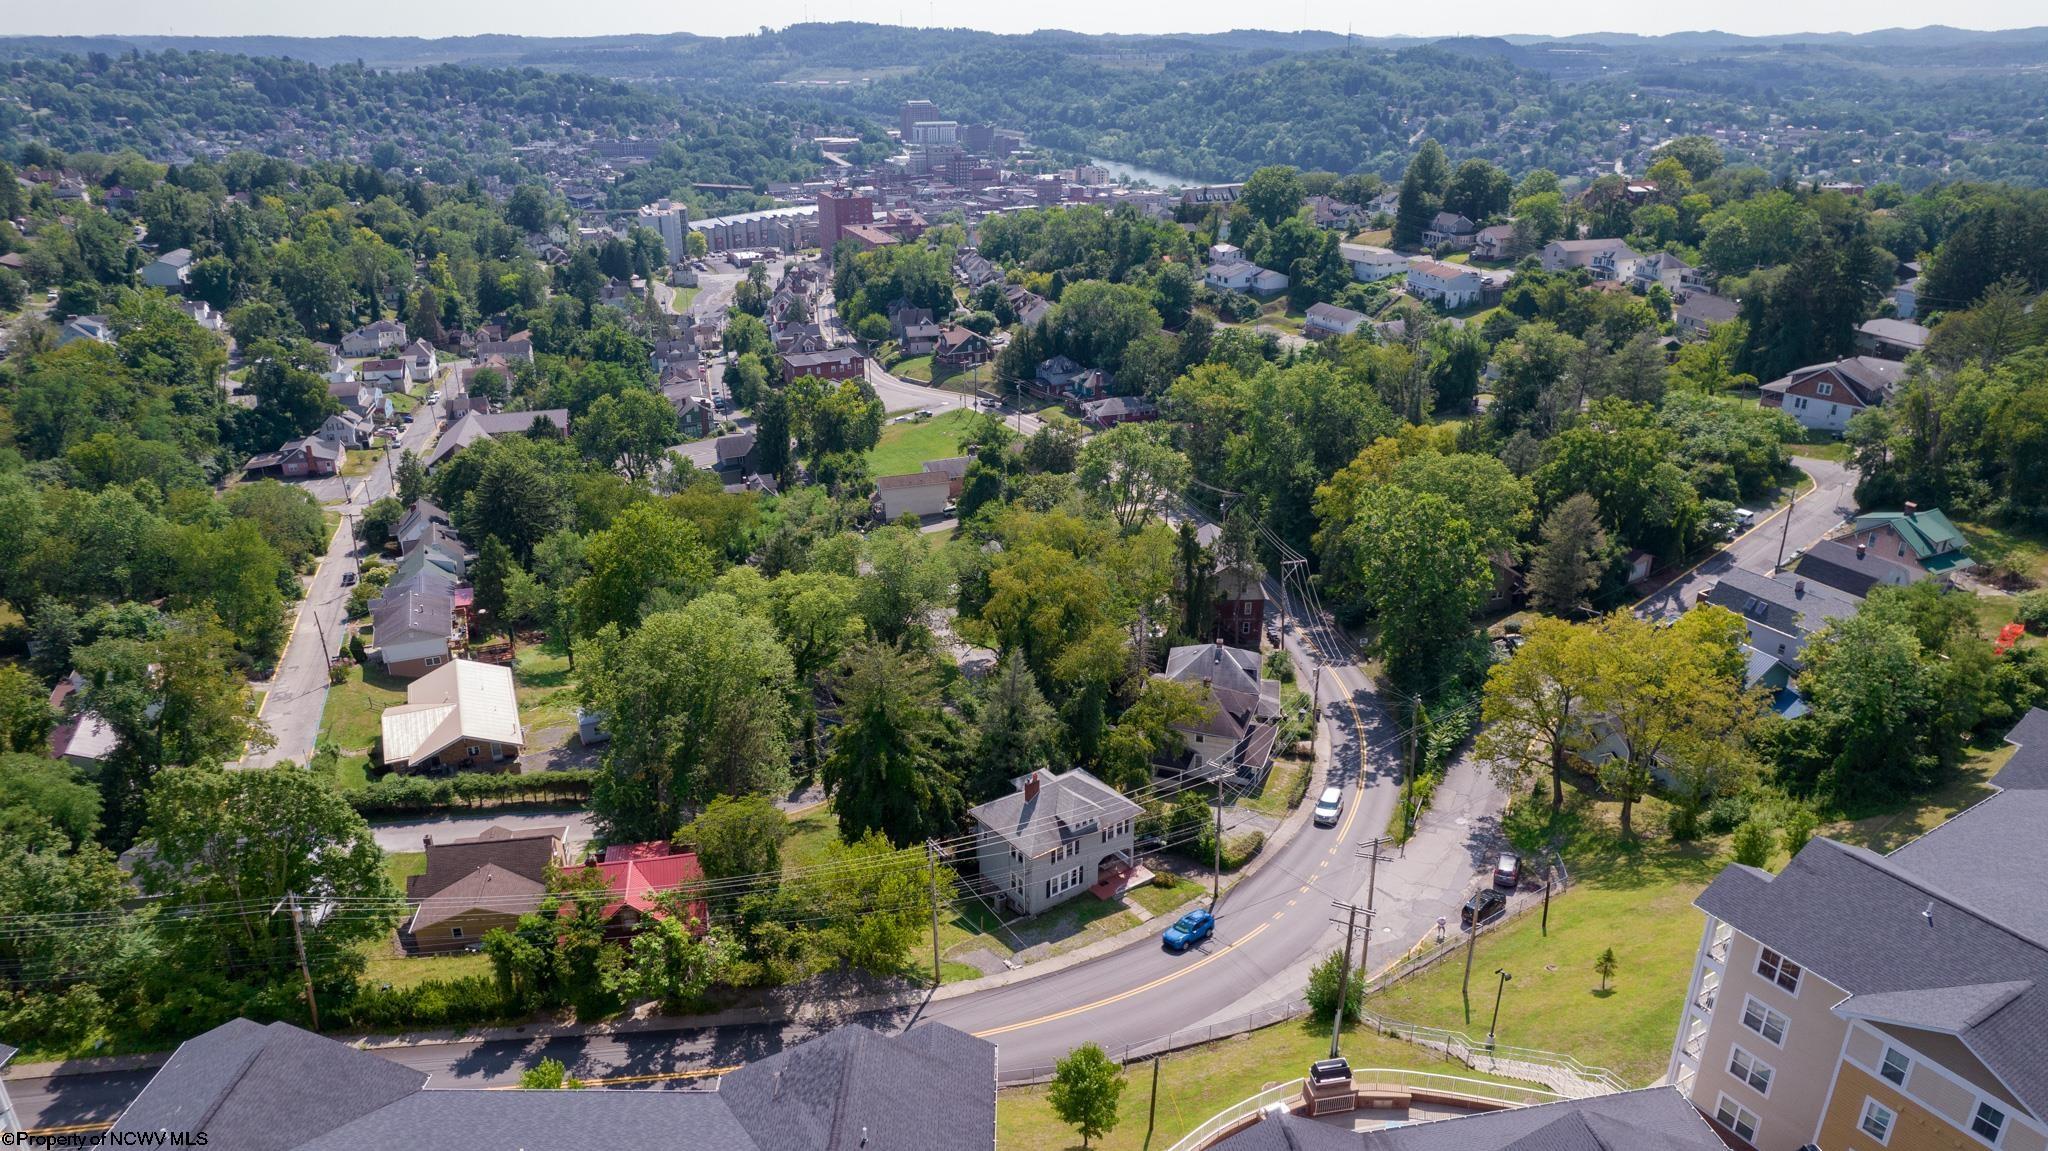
[1197,745,1508,1029]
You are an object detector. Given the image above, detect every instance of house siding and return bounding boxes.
[1676,929,1850,1151]
[411,908,519,954]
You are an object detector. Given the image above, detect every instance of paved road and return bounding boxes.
[1636,455,1859,619]
[8,578,1520,1129]
[240,369,459,769]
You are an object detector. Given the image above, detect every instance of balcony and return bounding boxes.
[1707,924,1732,965]
[1695,974,1720,1013]
[1680,1017,1708,1062]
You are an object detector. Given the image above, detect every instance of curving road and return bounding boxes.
[11,588,1521,1130]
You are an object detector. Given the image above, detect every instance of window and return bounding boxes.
[1817,381,1834,396]
[1756,948,1802,994]
[1044,866,1083,899]
[1714,1095,1759,1143]
[1879,1047,1910,1086]
[1740,997,1788,1046]
[1973,1103,2006,1144]
[450,926,464,939]
[424,655,443,667]
[466,745,481,759]
[1728,1046,1773,1095]
[1861,1099,1895,1144]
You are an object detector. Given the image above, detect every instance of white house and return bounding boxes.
[1759,356,1904,434]
[875,471,952,521]
[968,769,1144,917]
[1204,243,1288,294]
[1540,239,1640,282]
[140,248,193,290]
[406,339,439,384]
[340,319,408,357]
[1303,302,1367,339]
[1405,261,1484,310]
[1338,242,1408,282]
[637,198,690,263]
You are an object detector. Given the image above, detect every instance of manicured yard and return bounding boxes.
[1126,871,1203,918]
[383,850,427,893]
[867,409,974,476]
[997,1017,1539,1151]
[889,353,935,382]
[342,450,383,477]
[320,662,409,753]
[1366,801,1723,1085]
[361,946,494,991]
[781,808,843,873]
[1787,440,1850,463]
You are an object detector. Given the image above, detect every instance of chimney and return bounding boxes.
[1904,501,1918,514]
[1023,773,1040,802]
[422,834,433,849]
[1794,579,1806,597]
[1856,542,1867,560]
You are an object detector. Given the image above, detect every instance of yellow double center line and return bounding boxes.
[973,920,1272,1038]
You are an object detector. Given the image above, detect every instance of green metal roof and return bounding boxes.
[1853,507,1969,562]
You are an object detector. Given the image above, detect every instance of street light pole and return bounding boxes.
[1487,969,1513,1050]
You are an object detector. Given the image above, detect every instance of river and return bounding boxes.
[1088,156,1210,189]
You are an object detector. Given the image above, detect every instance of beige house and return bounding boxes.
[380,659,525,773]
[1669,706,2048,1151]
[402,824,567,953]
[875,469,952,521]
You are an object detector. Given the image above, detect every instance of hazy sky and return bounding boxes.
[10,1,2045,40]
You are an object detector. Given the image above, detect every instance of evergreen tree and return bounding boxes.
[1527,493,1607,617]
[823,641,962,848]
[972,652,1064,801]
[1392,139,1450,249]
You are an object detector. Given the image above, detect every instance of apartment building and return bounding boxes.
[1668,706,2048,1151]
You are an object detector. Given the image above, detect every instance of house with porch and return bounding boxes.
[1759,356,1903,434]
[1156,641,1282,784]
[969,769,1145,917]
[403,825,568,953]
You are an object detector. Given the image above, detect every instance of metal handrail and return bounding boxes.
[1165,1070,1566,1151]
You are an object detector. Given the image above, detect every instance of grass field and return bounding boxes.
[513,647,578,732]
[867,409,974,476]
[889,353,935,382]
[1788,440,1851,463]
[997,1017,1537,1151]
[1244,757,1310,818]
[1959,518,2048,586]
[320,662,409,753]
[1367,800,1723,1085]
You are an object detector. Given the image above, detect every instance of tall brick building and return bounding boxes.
[817,185,874,259]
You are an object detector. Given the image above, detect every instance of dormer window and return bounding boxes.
[1816,381,1833,396]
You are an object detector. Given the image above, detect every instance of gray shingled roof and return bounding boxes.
[967,768,1142,858]
[1794,537,1922,598]
[1207,1086,1727,1151]
[113,1019,995,1151]
[112,1019,428,1151]
[1993,707,2048,790]
[1698,836,2048,1118]
[1698,567,1857,665]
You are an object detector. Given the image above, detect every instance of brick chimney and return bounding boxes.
[1904,501,1919,514]
[1857,541,1867,559]
[1023,773,1040,802]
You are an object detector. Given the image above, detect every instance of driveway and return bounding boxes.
[1637,454,1859,619]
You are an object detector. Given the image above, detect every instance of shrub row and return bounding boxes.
[347,769,599,816]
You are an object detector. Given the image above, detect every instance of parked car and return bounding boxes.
[1461,888,1507,929]
[1733,508,1757,529]
[1312,786,1344,828]
[1494,853,1522,889]
[341,571,358,587]
[1161,909,1215,952]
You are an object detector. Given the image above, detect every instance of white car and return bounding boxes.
[1312,786,1344,827]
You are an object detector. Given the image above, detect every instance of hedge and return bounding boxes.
[332,974,524,1031]
[348,769,599,816]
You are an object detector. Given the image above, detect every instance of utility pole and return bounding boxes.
[1774,484,1801,571]
[1461,912,1478,1020]
[926,840,943,989]
[1542,872,1552,937]
[1354,837,1394,988]
[1326,900,1371,1059]
[274,893,320,1031]
[1211,774,1225,907]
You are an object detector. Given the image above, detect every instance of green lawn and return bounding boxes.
[1788,440,1850,463]
[1824,742,2008,854]
[1127,871,1203,918]
[867,409,974,476]
[1244,757,1310,818]
[384,850,427,892]
[513,647,578,732]
[342,450,382,477]
[1367,801,1724,1085]
[320,662,410,753]
[782,809,842,873]
[998,1017,1541,1151]
[1958,518,2048,586]
[672,285,701,312]
[890,353,935,383]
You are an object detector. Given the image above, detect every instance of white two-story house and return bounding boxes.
[969,770,1143,917]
